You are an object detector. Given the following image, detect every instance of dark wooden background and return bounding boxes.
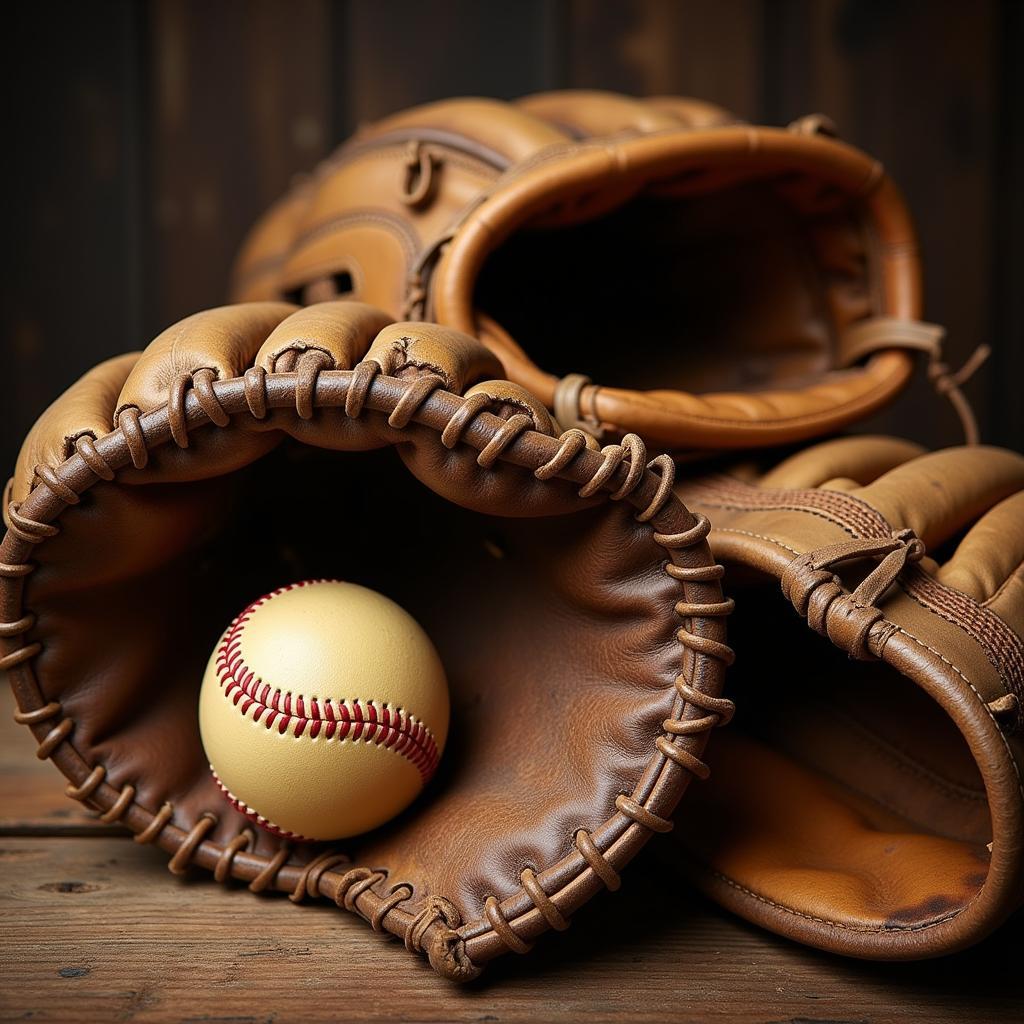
[3,0,1022,473]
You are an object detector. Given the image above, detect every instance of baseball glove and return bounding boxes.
[1,300,734,980]
[230,89,985,452]
[671,435,1024,958]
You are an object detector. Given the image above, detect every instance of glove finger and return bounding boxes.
[11,352,141,504]
[365,322,503,395]
[253,303,396,454]
[935,489,1024,633]
[756,435,926,491]
[254,301,393,372]
[464,380,558,437]
[115,302,296,420]
[855,445,1024,551]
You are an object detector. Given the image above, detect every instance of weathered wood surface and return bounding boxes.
[1,688,1021,1023]
[2,833,1022,1024]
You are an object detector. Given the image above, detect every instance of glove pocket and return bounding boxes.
[2,320,732,980]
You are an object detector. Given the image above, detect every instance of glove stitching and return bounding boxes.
[884,621,1024,806]
[717,524,1024,728]
[702,868,971,935]
[478,495,735,956]
[284,208,420,267]
[695,480,1024,725]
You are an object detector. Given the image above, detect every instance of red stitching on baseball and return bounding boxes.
[211,767,314,842]
[214,581,441,782]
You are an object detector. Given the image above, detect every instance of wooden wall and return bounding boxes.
[4,0,1021,475]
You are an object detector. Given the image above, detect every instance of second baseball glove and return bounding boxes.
[673,436,1024,958]
[2,301,733,979]
[231,90,984,451]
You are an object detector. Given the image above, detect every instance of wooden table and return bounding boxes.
[1,687,1018,1023]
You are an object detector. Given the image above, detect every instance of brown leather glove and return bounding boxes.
[230,90,984,452]
[671,436,1024,958]
[1,301,733,980]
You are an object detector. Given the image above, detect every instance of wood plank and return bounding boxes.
[763,0,1001,450]
[0,835,1019,1022]
[565,0,763,120]
[990,0,1024,450]
[337,0,556,136]
[1,1,145,482]
[4,666,1021,1019]
[148,0,332,329]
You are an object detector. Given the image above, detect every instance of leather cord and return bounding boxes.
[841,317,990,445]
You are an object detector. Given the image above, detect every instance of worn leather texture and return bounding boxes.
[672,436,1024,958]
[0,301,734,980]
[230,90,976,451]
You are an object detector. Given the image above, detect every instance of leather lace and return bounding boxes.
[781,528,924,660]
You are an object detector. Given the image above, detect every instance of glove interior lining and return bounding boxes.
[679,569,990,931]
[474,178,873,398]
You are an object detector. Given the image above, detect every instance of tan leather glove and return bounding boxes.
[231,90,984,452]
[671,435,1024,958]
[1,301,733,980]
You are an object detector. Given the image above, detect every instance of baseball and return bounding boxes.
[198,579,449,841]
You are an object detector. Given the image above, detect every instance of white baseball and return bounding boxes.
[198,579,449,841]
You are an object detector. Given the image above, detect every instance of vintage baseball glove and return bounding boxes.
[1,300,733,980]
[671,435,1024,958]
[231,89,985,452]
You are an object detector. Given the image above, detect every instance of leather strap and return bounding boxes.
[839,316,989,444]
[552,373,600,438]
[838,316,946,367]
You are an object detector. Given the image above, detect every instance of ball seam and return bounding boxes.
[214,579,441,783]
[210,766,316,843]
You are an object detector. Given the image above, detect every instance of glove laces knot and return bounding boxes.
[781,528,924,659]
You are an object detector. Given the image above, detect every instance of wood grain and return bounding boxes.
[341,0,557,135]
[147,0,332,329]
[990,0,1024,450]
[2,1,146,483]
[566,0,763,120]
[0,833,1020,1024]
[1,689,1021,1022]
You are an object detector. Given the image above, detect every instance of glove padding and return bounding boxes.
[231,89,981,451]
[1,301,732,980]
[672,436,1024,959]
